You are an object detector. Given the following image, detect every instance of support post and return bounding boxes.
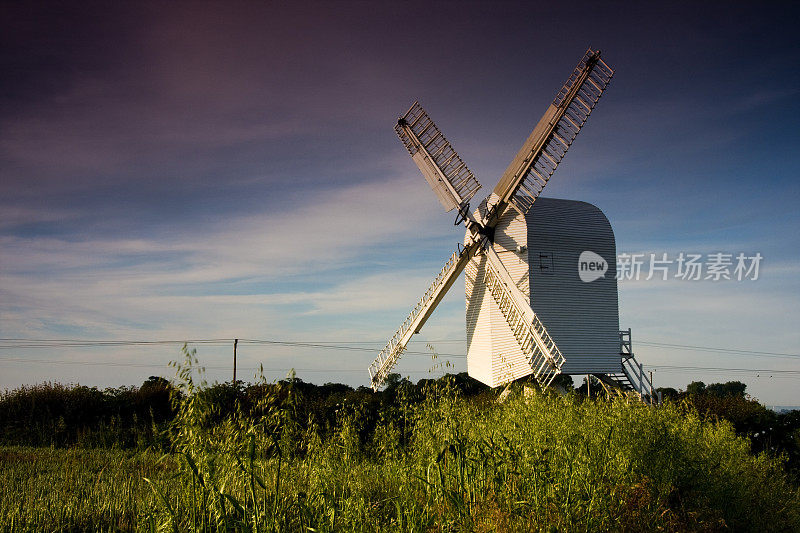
[628,327,633,354]
[638,362,644,400]
[233,338,238,386]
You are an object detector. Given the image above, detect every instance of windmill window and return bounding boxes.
[539,252,554,274]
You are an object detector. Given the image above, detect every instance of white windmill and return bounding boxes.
[368,49,655,400]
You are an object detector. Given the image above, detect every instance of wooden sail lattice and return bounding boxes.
[395,102,482,211]
[492,49,614,217]
[368,243,477,390]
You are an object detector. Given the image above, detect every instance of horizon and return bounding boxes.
[2,1,799,404]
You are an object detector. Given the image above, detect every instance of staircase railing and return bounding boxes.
[620,355,655,402]
[612,329,658,403]
[594,330,659,403]
[483,252,565,387]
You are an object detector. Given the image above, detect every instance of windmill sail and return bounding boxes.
[371,48,614,391]
[491,49,614,217]
[483,247,565,387]
[396,102,482,212]
[368,241,480,390]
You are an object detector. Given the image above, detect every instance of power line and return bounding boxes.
[0,339,231,349]
[236,339,466,357]
[637,341,800,359]
[0,338,798,378]
[1,356,797,382]
[651,365,800,375]
[0,356,797,378]
[0,338,467,358]
[0,338,464,346]
[0,356,439,374]
[1,336,797,359]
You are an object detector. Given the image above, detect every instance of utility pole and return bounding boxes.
[649,370,654,405]
[233,338,238,386]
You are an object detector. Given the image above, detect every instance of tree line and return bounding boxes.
[0,372,798,482]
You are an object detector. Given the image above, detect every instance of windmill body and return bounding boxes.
[465,198,620,388]
[368,49,657,401]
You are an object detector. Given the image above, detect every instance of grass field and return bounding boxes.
[1,353,799,532]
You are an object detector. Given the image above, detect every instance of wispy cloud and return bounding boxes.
[0,175,464,338]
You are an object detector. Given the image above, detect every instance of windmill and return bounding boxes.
[368,49,656,400]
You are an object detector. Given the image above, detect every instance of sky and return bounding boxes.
[1,1,799,404]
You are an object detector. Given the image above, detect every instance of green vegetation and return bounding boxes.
[1,349,799,531]
[666,380,800,479]
[0,377,173,448]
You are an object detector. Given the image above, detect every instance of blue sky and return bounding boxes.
[1,1,799,404]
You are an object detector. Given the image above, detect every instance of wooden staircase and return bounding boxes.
[594,329,659,403]
[483,248,565,388]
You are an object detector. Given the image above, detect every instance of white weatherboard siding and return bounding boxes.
[464,255,494,385]
[526,198,621,374]
[466,197,622,387]
[466,208,532,388]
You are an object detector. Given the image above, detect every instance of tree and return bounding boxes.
[686,381,706,395]
[551,373,574,391]
[383,373,403,392]
[656,387,679,400]
[575,375,602,398]
[140,376,170,393]
[706,381,747,398]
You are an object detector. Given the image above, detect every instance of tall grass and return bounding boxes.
[1,347,799,531]
[0,446,166,531]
